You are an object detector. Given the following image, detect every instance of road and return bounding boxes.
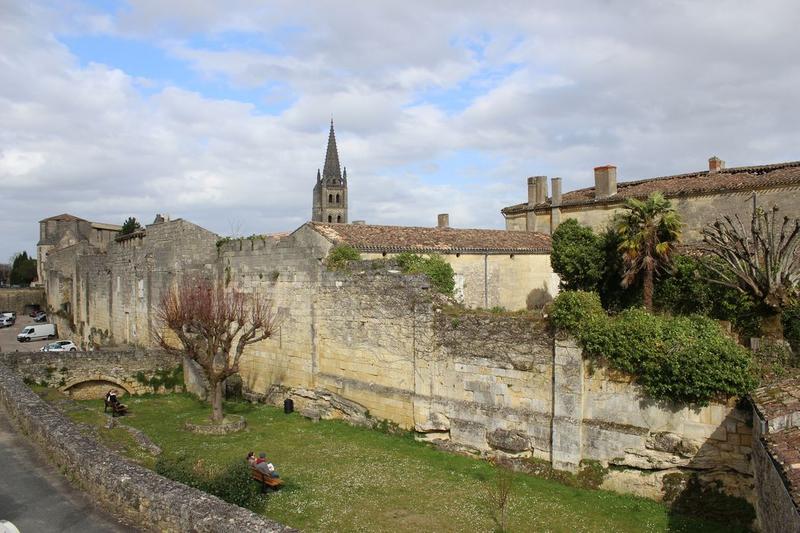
[0,408,136,532]
[0,314,57,353]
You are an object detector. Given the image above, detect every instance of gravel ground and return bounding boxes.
[0,314,59,353]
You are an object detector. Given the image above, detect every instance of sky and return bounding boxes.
[1,0,799,262]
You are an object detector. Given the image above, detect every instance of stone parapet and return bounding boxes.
[0,362,294,532]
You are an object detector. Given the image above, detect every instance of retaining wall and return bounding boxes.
[0,362,295,532]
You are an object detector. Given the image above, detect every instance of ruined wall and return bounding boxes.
[505,185,800,241]
[361,252,555,311]
[0,288,45,314]
[45,219,218,349]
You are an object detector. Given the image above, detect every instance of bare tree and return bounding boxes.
[702,205,800,340]
[155,277,278,423]
[485,462,514,533]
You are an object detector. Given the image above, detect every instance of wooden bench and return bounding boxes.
[251,467,284,491]
[104,399,128,417]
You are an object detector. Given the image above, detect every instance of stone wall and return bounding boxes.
[361,252,556,311]
[0,350,180,398]
[0,287,45,314]
[0,363,294,532]
[44,219,218,349]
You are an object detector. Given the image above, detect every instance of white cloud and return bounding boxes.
[1,0,799,263]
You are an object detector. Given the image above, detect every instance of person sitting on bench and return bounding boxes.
[254,452,279,478]
[104,389,127,415]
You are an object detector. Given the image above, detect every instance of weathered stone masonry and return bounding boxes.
[0,362,295,532]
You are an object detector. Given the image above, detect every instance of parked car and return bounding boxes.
[0,316,14,328]
[40,340,78,352]
[28,308,42,317]
[33,311,47,322]
[17,323,56,342]
[0,311,15,319]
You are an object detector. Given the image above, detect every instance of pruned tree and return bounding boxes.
[702,204,800,340]
[613,193,682,311]
[155,277,278,423]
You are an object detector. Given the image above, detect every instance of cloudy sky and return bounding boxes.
[2,1,799,262]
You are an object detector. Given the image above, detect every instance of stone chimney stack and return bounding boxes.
[534,176,548,204]
[527,177,537,206]
[551,177,562,206]
[709,156,725,172]
[594,165,617,199]
[437,213,449,228]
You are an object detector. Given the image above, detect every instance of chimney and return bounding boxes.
[437,213,449,228]
[535,176,548,204]
[352,220,366,225]
[527,177,537,206]
[551,177,562,206]
[594,165,617,199]
[709,156,725,172]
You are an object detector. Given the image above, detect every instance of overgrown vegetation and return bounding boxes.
[551,291,757,404]
[155,454,265,509]
[550,219,604,291]
[396,252,455,296]
[134,366,184,393]
[325,244,361,269]
[120,216,142,236]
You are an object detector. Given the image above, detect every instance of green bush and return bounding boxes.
[783,304,800,353]
[551,291,756,405]
[654,254,762,337]
[326,244,361,269]
[396,252,455,296]
[155,455,264,509]
[551,219,605,291]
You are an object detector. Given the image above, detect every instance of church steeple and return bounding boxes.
[312,119,348,224]
[322,119,342,183]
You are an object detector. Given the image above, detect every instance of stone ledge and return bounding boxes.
[0,362,295,533]
[185,415,247,435]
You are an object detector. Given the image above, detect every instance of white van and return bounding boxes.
[17,324,56,342]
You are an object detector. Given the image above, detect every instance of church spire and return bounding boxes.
[322,119,342,182]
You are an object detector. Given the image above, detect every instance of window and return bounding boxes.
[336,193,340,203]
[328,194,333,203]
[328,215,332,223]
[337,215,341,223]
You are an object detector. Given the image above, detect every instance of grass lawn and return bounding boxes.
[51,392,742,533]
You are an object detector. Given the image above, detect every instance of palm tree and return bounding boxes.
[613,193,682,311]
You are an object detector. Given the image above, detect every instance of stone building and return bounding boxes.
[36,213,121,286]
[309,218,555,310]
[501,158,800,241]
[312,120,348,224]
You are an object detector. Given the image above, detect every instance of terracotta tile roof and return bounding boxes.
[751,377,800,422]
[502,161,800,215]
[763,426,800,507]
[309,222,551,254]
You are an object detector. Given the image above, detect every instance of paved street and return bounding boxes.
[0,408,135,532]
[0,315,57,353]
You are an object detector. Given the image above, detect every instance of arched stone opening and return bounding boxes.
[61,376,134,400]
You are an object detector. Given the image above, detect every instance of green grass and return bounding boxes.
[54,393,741,533]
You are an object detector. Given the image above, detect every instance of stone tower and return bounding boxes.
[312,120,348,224]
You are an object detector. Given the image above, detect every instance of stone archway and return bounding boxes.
[60,375,135,400]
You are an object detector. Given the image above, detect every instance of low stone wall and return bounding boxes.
[0,362,294,532]
[0,350,179,398]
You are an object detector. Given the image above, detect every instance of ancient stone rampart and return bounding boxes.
[0,363,294,532]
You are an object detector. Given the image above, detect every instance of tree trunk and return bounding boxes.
[760,311,784,341]
[211,380,224,423]
[643,264,654,312]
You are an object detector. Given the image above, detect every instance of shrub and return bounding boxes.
[396,253,455,296]
[551,291,756,404]
[783,303,800,353]
[326,244,361,269]
[551,219,604,291]
[155,455,264,509]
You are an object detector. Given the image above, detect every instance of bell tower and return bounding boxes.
[312,120,348,223]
